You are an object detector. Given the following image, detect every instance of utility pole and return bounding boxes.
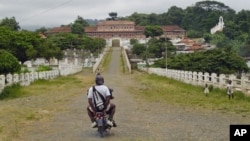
[145,38,149,72]
[165,37,167,72]
[97,38,100,58]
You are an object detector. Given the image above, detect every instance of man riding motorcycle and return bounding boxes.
[86,74,116,128]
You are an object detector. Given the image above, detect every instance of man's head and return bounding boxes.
[95,75,104,85]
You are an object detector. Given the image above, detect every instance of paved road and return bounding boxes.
[15,47,249,141]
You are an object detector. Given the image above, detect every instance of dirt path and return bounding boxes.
[14,47,249,141]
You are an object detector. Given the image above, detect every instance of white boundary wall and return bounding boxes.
[0,61,83,92]
[122,47,131,73]
[92,47,110,73]
[0,70,60,92]
[140,67,250,95]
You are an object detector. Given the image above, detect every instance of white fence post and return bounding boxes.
[19,73,25,86]
[219,74,226,88]
[6,74,13,86]
[13,74,19,83]
[0,75,5,92]
[198,72,203,86]
[211,73,217,86]
[204,72,210,84]
[24,73,30,86]
[192,72,198,85]
[139,67,250,95]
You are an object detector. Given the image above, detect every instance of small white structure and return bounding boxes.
[211,16,225,34]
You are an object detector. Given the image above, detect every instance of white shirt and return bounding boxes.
[226,83,233,94]
[87,85,111,104]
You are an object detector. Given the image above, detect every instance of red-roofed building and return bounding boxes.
[45,26,71,36]
[173,37,203,53]
[46,20,185,40]
[85,20,185,40]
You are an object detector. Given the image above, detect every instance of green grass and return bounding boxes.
[120,50,126,74]
[35,65,52,72]
[0,70,93,141]
[101,47,112,71]
[131,72,250,116]
[0,75,84,100]
[0,83,24,100]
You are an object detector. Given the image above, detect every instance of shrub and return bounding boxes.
[16,67,31,74]
[0,83,21,100]
[208,85,214,92]
[0,50,21,74]
[35,65,52,72]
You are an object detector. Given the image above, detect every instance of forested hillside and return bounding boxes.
[121,0,250,58]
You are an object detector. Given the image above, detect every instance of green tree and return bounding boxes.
[154,48,249,74]
[165,6,184,26]
[131,43,146,56]
[186,30,203,38]
[71,23,85,35]
[130,39,138,45]
[235,10,250,33]
[239,44,250,57]
[144,25,163,38]
[35,27,47,34]
[0,27,14,50]
[107,12,118,20]
[39,41,63,62]
[11,31,42,63]
[147,13,158,25]
[147,38,166,58]
[195,0,235,12]
[223,20,240,40]
[127,12,149,26]
[71,16,89,35]
[48,33,79,50]
[0,49,21,74]
[0,17,20,31]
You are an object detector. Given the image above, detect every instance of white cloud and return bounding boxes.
[0,0,249,29]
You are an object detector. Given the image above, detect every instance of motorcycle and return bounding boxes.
[94,88,115,137]
[95,111,112,137]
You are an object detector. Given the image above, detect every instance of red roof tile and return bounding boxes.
[135,26,145,31]
[85,26,97,32]
[46,26,71,34]
[98,20,135,25]
[162,25,185,31]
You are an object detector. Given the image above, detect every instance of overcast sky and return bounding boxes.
[0,0,249,29]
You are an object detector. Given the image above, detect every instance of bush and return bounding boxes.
[0,50,21,74]
[0,83,21,100]
[35,65,52,72]
[16,67,31,74]
[208,85,214,92]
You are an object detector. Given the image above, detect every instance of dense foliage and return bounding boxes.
[0,27,63,63]
[71,16,89,35]
[0,49,21,74]
[0,16,106,74]
[143,25,163,38]
[35,65,52,72]
[0,17,20,31]
[122,0,250,58]
[126,0,250,74]
[0,83,21,100]
[131,37,176,60]
[1,0,249,75]
[152,47,249,74]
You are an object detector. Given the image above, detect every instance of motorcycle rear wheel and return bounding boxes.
[98,126,104,137]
